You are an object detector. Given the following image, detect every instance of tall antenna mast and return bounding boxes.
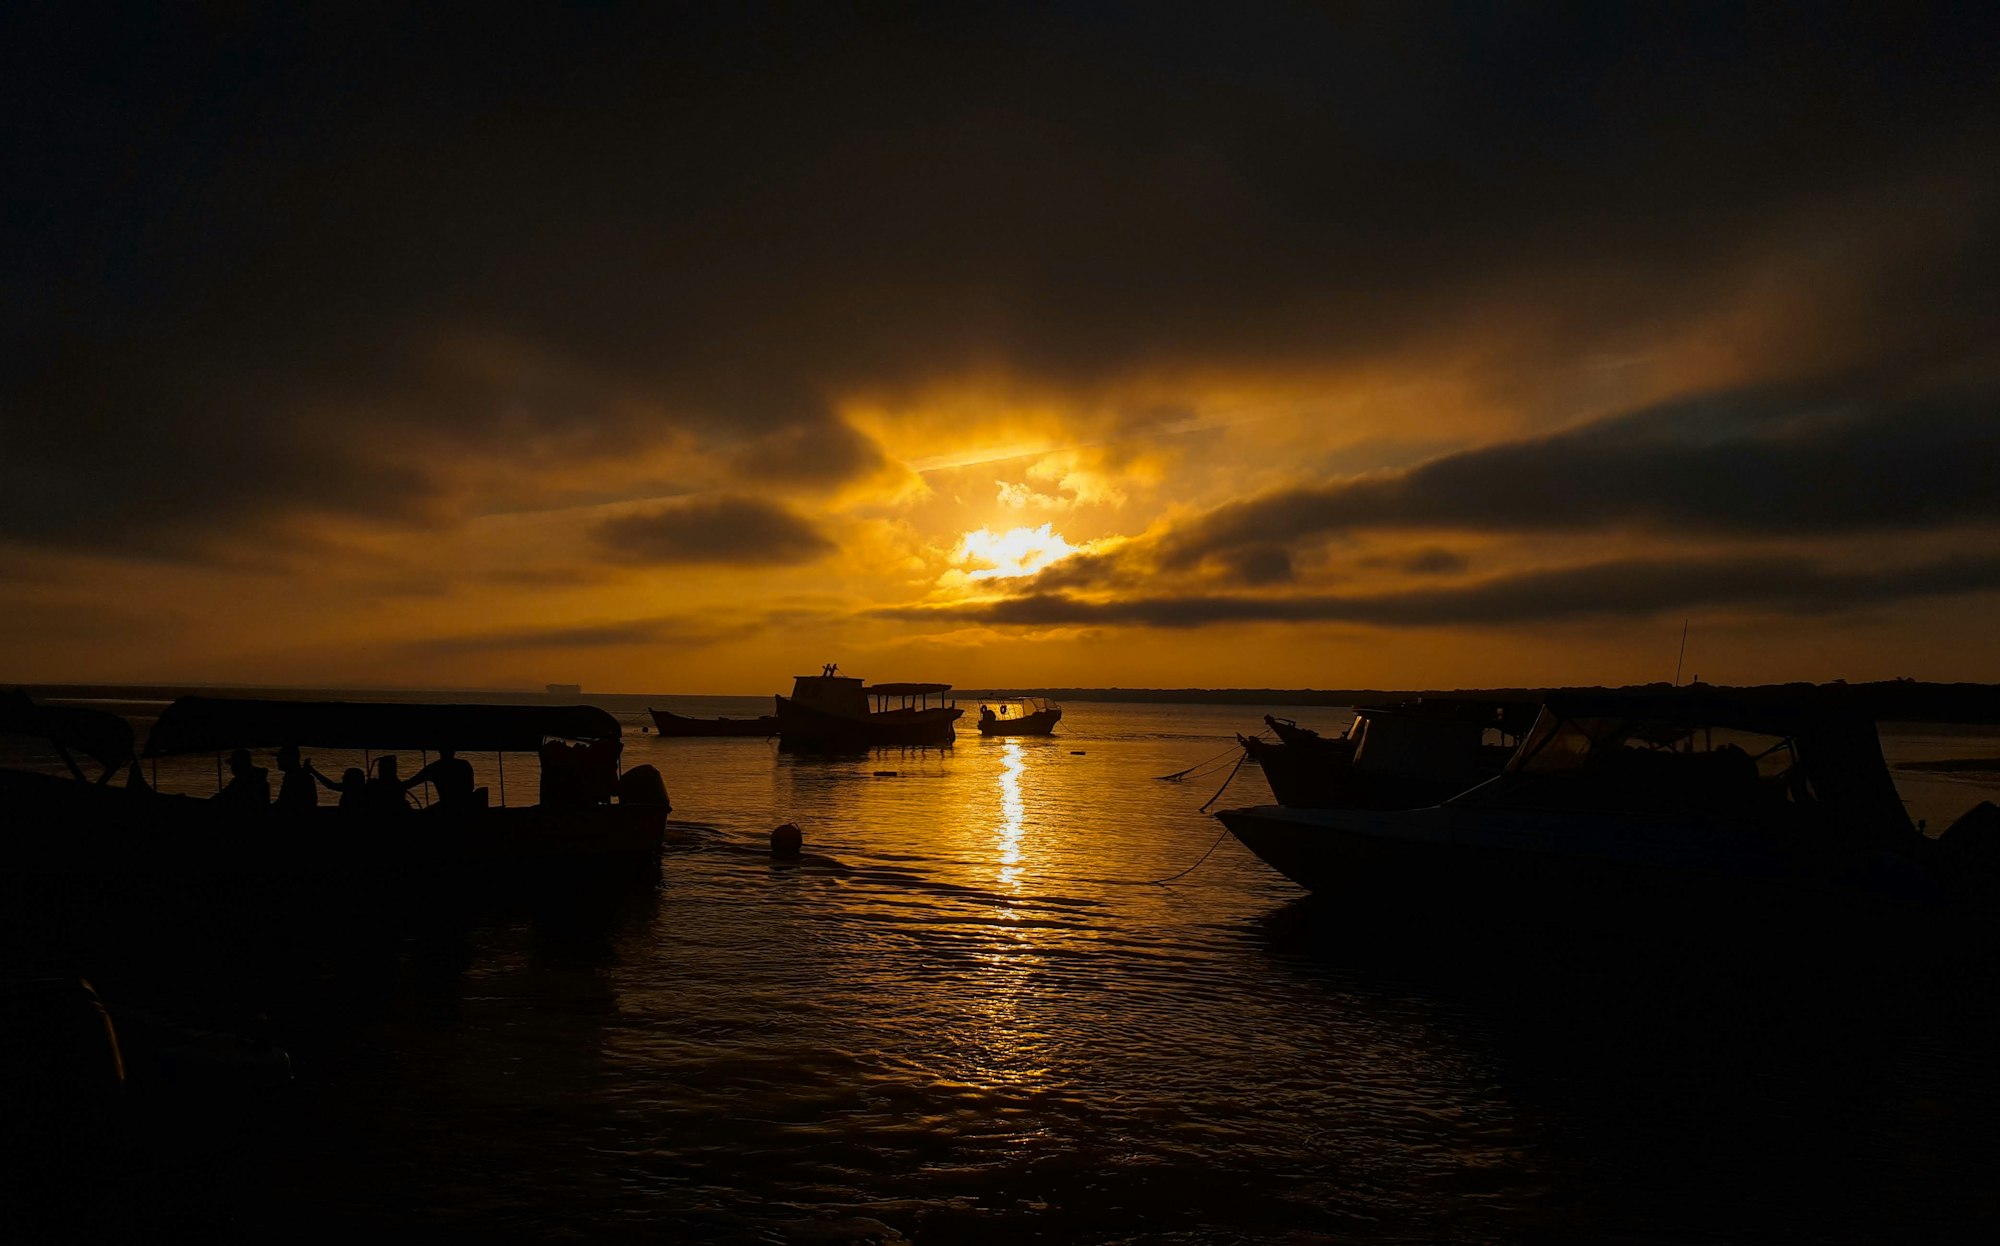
[1673,619,1690,686]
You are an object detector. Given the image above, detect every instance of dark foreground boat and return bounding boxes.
[1241,700,1529,809]
[774,665,962,750]
[976,697,1063,736]
[2,695,669,879]
[1217,690,1985,928]
[649,707,779,737]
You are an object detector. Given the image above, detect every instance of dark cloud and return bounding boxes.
[1167,386,2000,568]
[592,495,835,566]
[1362,547,1470,576]
[899,551,2000,630]
[3,6,1996,552]
[1227,544,1295,585]
[728,420,891,488]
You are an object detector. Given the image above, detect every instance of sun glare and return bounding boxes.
[955,523,1079,580]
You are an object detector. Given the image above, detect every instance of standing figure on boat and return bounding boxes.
[212,748,270,808]
[274,745,317,813]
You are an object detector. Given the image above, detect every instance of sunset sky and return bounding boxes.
[5,5,1998,693]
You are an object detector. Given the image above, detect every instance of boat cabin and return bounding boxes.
[1463,690,1915,849]
[866,682,955,715]
[981,697,1057,719]
[1345,699,1528,784]
[787,672,870,717]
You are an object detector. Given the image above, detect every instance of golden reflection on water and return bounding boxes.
[996,739,1025,893]
[969,736,1058,1090]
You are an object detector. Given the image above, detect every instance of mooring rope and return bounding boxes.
[1155,739,1254,782]
[1150,828,1231,886]
[1197,749,1249,814]
[1148,749,1252,885]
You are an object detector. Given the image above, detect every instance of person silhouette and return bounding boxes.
[404,748,476,810]
[274,745,316,812]
[212,749,270,809]
[365,756,413,813]
[308,764,369,810]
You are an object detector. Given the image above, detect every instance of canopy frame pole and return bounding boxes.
[419,748,430,808]
[216,751,223,792]
[498,751,505,807]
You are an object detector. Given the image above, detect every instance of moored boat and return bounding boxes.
[975,697,1063,736]
[774,665,962,750]
[2,695,670,878]
[648,707,779,738]
[1217,689,1952,927]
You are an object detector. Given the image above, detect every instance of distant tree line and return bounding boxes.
[958,680,2000,722]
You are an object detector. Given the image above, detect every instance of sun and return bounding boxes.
[954,523,1079,580]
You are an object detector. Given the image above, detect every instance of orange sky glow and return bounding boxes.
[6,9,1998,694]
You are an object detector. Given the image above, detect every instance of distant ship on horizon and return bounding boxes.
[546,683,583,697]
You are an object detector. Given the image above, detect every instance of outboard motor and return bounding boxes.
[617,764,670,812]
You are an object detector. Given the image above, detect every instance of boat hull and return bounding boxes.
[649,708,778,738]
[976,707,1062,736]
[1215,802,1944,927]
[774,696,960,750]
[0,768,667,879]
[1240,735,1478,809]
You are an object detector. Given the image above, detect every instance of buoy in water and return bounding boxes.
[771,823,803,859]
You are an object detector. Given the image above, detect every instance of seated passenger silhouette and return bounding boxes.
[365,756,414,813]
[274,745,317,813]
[405,748,475,810]
[980,705,996,724]
[212,749,270,808]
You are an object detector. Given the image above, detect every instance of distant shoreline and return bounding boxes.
[13,678,2000,722]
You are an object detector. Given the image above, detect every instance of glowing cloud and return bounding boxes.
[955,524,1080,580]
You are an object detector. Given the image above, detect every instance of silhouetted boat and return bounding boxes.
[1,696,669,877]
[648,707,779,737]
[1240,701,1530,809]
[976,697,1063,736]
[1217,690,1950,925]
[0,688,136,784]
[774,666,961,750]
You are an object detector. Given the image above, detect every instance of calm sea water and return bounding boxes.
[7,694,2000,1243]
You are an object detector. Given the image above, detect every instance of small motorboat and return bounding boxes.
[649,707,778,738]
[975,697,1063,737]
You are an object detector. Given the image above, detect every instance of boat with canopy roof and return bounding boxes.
[1,694,670,877]
[975,697,1063,737]
[774,665,962,750]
